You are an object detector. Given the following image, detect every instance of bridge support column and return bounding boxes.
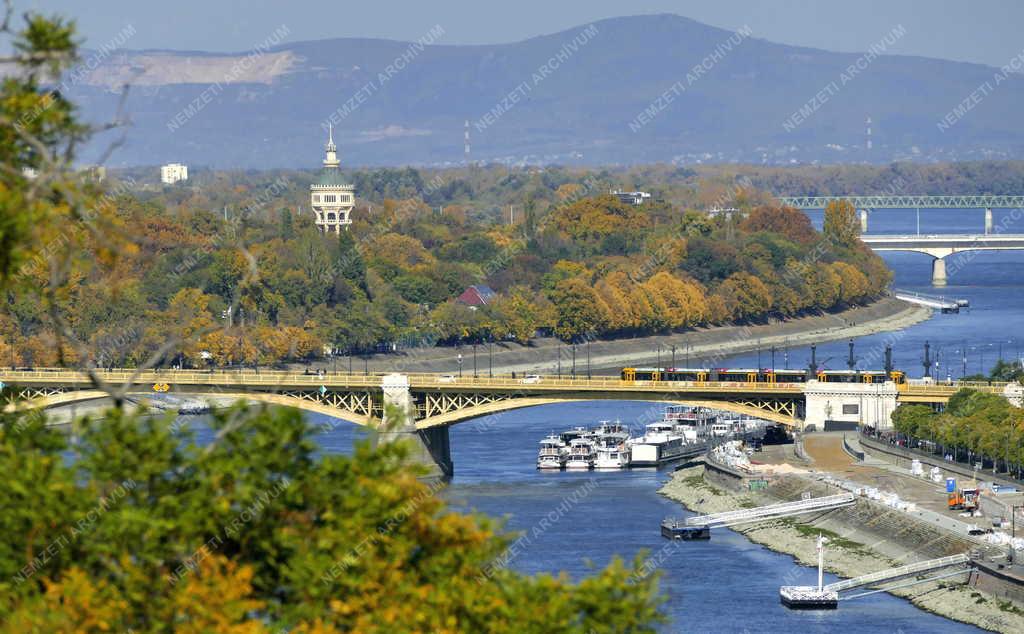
[931,256,947,286]
[374,373,453,478]
[859,209,868,233]
[803,380,899,432]
[1004,382,1024,408]
[985,208,993,235]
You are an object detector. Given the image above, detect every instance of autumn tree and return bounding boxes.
[549,277,609,342]
[823,199,860,246]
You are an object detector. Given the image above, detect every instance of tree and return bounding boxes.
[549,278,609,342]
[0,403,667,633]
[740,205,817,245]
[823,199,860,246]
[891,404,934,438]
[336,227,366,291]
[279,208,295,240]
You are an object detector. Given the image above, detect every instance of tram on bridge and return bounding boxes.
[620,367,906,385]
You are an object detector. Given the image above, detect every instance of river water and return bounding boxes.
[197,208,1023,631]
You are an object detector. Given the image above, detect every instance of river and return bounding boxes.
[198,207,1023,631]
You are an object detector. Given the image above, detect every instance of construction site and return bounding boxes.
[661,431,1024,633]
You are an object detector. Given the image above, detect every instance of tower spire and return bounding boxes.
[323,124,339,169]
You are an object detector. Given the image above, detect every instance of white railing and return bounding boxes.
[685,493,856,527]
[825,553,970,592]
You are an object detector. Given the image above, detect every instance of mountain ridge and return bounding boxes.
[68,14,1024,168]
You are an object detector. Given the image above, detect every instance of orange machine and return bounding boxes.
[948,487,980,512]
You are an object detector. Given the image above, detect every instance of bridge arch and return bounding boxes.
[10,389,374,428]
[416,395,800,429]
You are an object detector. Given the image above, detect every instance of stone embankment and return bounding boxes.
[661,465,1024,633]
[338,296,931,376]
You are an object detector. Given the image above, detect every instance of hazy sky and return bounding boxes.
[25,0,1024,68]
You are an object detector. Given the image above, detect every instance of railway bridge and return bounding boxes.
[777,195,1024,286]
[0,369,1019,476]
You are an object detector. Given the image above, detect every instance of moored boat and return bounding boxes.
[537,433,566,470]
[564,438,596,470]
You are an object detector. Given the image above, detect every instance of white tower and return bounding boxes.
[310,124,355,233]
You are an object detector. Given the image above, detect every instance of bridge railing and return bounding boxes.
[0,368,811,393]
[899,382,1007,396]
[1,368,1007,394]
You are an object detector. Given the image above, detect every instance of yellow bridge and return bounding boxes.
[0,368,1016,476]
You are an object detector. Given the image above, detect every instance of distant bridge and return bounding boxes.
[861,233,1024,285]
[1,369,1019,476]
[777,195,1024,210]
[777,194,1024,237]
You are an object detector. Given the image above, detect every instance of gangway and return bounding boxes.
[661,493,856,539]
[826,553,971,593]
[781,542,971,609]
[892,290,966,313]
[686,493,856,528]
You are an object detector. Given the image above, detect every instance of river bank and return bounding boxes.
[333,296,931,376]
[660,466,1024,633]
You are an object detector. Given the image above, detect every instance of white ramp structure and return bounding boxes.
[782,549,972,609]
[685,493,856,528]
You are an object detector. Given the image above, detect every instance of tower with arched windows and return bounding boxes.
[310,125,355,233]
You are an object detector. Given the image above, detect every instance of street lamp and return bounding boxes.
[458,353,463,378]
[587,339,592,379]
[571,342,577,378]
[473,342,478,378]
[488,339,493,378]
[670,344,677,369]
[771,346,776,373]
[1012,504,1024,564]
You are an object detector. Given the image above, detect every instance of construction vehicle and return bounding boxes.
[948,487,980,512]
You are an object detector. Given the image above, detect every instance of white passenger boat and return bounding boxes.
[537,433,566,470]
[627,421,686,466]
[593,421,631,469]
[564,438,596,470]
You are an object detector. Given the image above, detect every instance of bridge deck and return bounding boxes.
[0,369,1004,398]
[0,368,806,395]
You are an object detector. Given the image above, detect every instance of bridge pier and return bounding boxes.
[374,373,453,478]
[803,380,899,432]
[859,209,868,233]
[985,208,993,234]
[931,256,947,286]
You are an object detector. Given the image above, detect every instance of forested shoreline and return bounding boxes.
[4,163,891,368]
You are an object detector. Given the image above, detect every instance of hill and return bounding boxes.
[69,15,1024,168]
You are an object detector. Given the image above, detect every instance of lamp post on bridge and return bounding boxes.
[472,342,478,378]
[458,353,463,378]
[571,342,577,379]
[670,344,677,369]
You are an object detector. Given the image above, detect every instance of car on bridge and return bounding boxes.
[521,374,542,384]
[437,374,457,383]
